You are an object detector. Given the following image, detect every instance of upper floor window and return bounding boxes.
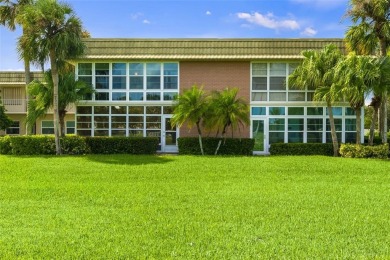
[77,62,179,102]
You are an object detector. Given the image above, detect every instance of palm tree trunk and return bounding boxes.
[369,106,379,146]
[50,49,61,155]
[355,107,361,145]
[196,121,204,155]
[327,103,339,157]
[59,110,66,137]
[23,28,32,135]
[380,89,388,144]
[215,124,228,155]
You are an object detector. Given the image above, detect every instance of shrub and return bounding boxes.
[0,136,12,155]
[269,143,334,156]
[340,143,389,159]
[177,137,254,155]
[85,137,159,154]
[60,135,90,155]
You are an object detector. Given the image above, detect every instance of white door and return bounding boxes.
[252,119,267,154]
[161,115,178,153]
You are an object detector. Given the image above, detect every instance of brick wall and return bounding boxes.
[179,61,251,138]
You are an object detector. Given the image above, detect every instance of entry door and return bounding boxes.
[161,115,178,153]
[252,119,266,153]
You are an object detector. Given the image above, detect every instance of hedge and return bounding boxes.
[340,143,389,159]
[269,143,334,156]
[177,137,255,155]
[85,137,159,154]
[0,136,158,155]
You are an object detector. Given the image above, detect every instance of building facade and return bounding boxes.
[0,38,363,154]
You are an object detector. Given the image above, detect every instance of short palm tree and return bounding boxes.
[26,69,94,136]
[206,87,249,155]
[289,44,343,156]
[17,0,85,154]
[0,97,13,131]
[172,85,208,155]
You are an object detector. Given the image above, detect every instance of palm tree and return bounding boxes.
[289,44,344,156]
[17,0,85,154]
[0,0,34,134]
[345,0,390,144]
[333,54,373,144]
[26,69,93,136]
[0,97,13,131]
[171,85,208,155]
[206,87,250,155]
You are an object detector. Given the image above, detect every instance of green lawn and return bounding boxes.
[0,155,389,258]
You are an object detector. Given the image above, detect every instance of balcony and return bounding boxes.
[2,99,27,113]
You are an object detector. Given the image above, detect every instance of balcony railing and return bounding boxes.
[2,99,76,114]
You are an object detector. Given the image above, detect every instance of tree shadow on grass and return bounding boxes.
[84,154,175,166]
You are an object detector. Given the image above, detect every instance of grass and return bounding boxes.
[0,155,390,258]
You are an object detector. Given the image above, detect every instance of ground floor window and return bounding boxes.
[6,121,20,135]
[41,120,76,135]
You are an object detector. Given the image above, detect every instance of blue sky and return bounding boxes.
[0,0,351,70]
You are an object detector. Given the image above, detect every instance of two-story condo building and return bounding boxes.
[0,38,362,154]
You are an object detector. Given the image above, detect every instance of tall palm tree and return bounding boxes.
[171,85,208,155]
[345,0,390,144]
[0,0,34,134]
[289,44,344,156]
[26,69,93,136]
[206,87,249,155]
[17,0,85,154]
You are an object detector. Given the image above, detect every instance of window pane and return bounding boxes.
[112,116,126,129]
[164,63,178,75]
[77,130,91,136]
[269,92,286,101]
[78,63,92,75]
[270,77,286,90]
[307,132,323,143]
[112,92,127,101]
[345,132,357,143]
[129,106,144,114]
[326,132,342,143]
[251,107,266,116]
[269,132,284,144]
[288,107,304,115]
[252,63,267,76]
[307,119,323,131]
[111,106,127,114]
[66,121,75,128]
[146,106,161,114]
[288,119,304,131]
[42,121,54,128]
[164,76,178,89]
[252,77,267,90]
[94,130,109,136]
[270,63,286,76]
[77,106,92,114]
[288,132,303,143]
[113,77,126,89]
[288,63,299,74]
[94,106,109,114]
[129,116,144,129]
[326,119,342,131]
[129,130,143,137]
[146,116,161,129]
[146,92,160,101]
[269,107,285,115]
[252,92,267,101]
[164,92,177,101]
[307,107,323,115]
[42,128,54,135]
[94,116,109,128]
[130,77,143,89]
[269,118,285,131]
[345,119,356,131]
[345,107,356,116]
[146,63,161,75]
[78,76,92,86]
[112,63,126,75]
[95,63,109,75]
[147,76,161,89]
[129,92,143,101]
[96,77,109,89]
[77,116,92,128]
[111,130,126,136]
[129,63,144,76]
[326,107,342,116]
[288,92,305,101]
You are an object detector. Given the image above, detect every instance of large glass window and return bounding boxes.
[6,121,20,135]
[42,121,54,134]
[269,118,285,144]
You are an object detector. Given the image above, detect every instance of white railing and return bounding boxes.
[2,99,26,113]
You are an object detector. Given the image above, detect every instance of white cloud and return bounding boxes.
[143,19,151,24]
[206,11,212,16]
[237,12,300,30]
[130,12,143,20]
[301,27,317,37]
